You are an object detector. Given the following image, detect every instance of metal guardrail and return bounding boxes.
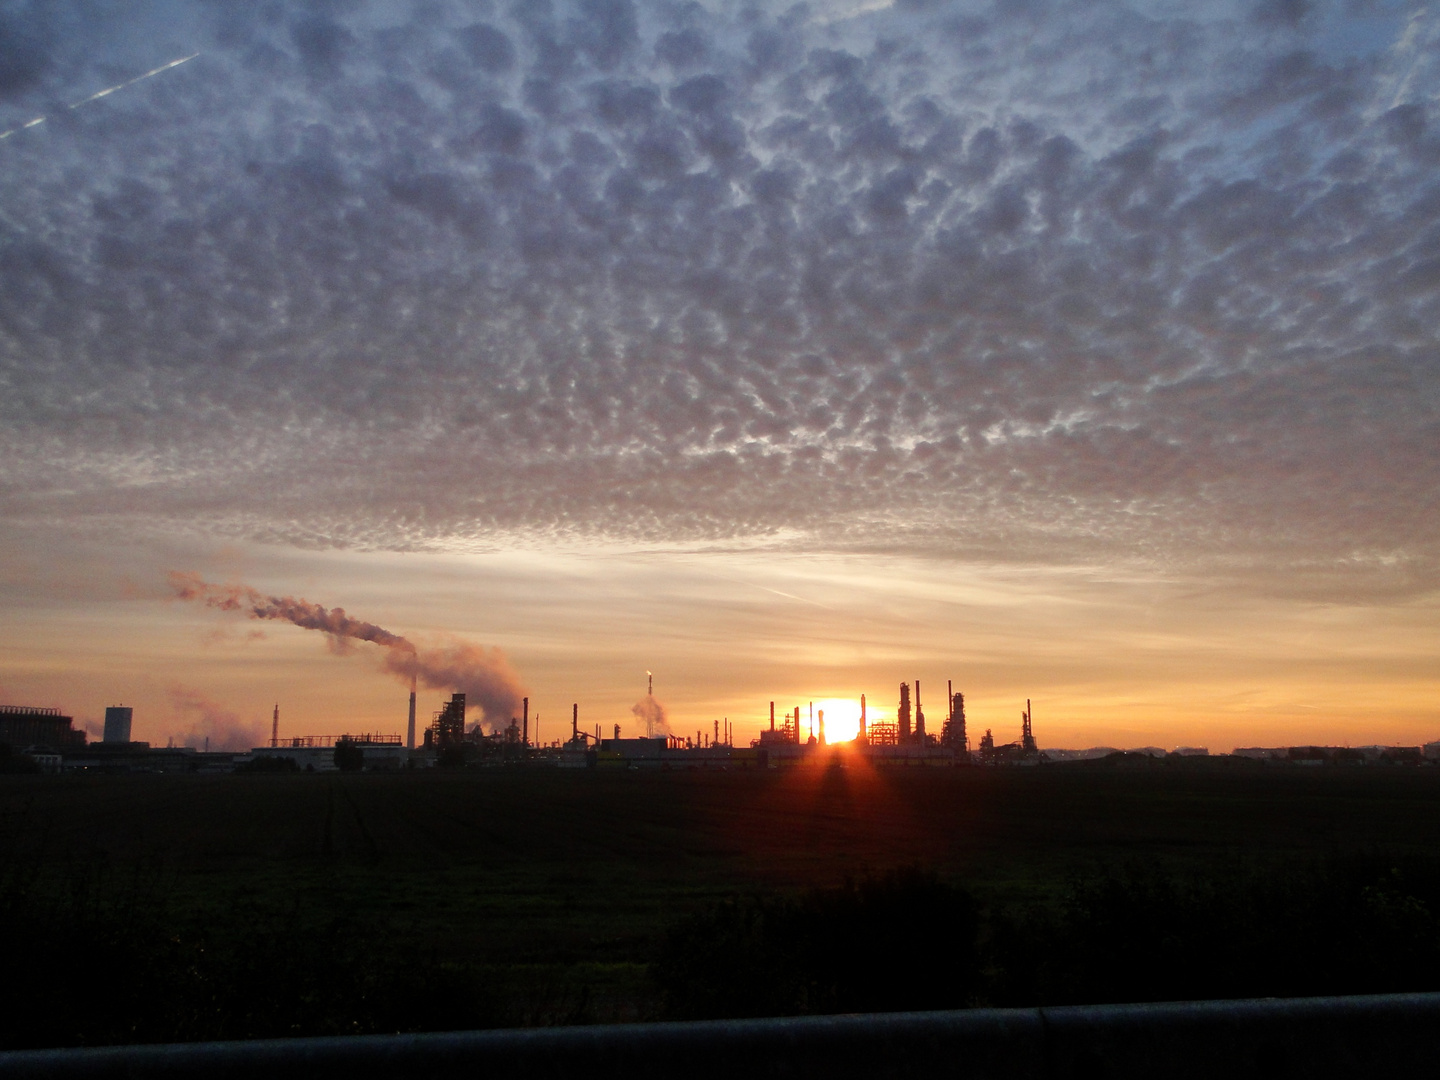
[1,992,1436,1079]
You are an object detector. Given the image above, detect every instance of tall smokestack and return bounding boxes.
[523,696,529,747]
[407,679,417,751]
[818,709,825,745]
[860,694,867,739]
[572,703,578,743]
[770,701,775,731]
[915,680,926,740]
[271,703,279,749]
[648,671,653,697]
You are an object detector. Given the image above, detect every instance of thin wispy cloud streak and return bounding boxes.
[0,0,1433,599]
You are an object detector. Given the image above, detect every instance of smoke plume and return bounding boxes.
[169,572,525,730]
[167,686,267,751]
[381,640,525,733]
[169,572,411,649]
[631,694,670,738]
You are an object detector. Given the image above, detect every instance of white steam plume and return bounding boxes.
[631,693,670,737]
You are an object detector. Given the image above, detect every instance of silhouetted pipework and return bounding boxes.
[898,683,912,742]
[942,688,968,753]
[435,693,466,748]
[1022,699,1036,753]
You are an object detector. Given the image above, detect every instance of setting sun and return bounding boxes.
[811,698,876,744]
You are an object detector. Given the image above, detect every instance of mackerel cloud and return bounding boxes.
[0,1,1436,588]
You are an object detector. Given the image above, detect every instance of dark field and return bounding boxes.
[4,759,1440,1046]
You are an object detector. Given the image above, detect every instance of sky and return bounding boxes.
[1,0,1437,752]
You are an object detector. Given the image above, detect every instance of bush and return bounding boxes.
[333,739,365,772]
[0,743,41,774]
[655,867,980,1019]
[0,869,493,1049]
[656,856,1440,1020]
[988,855,1440,1006]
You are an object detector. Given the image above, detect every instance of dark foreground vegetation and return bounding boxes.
[657,858,1440,1018]
[2,764,1439,1048]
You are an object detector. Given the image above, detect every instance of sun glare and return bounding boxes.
[812,697,869,743]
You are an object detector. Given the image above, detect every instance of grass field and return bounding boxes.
[4,760,1440,1044]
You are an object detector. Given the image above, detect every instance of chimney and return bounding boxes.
[770,701,775,731]
[572,703,578,743]
[407,690,417,751]
[272,703,279,749]
[523,697,529,747]
[915,680,926,740]
[860,694,867,739]
[818,709,825,745]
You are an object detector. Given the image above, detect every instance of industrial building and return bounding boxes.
[103,706,133,744]
[237,734,408,772]
[976,699,1043,765]
[6,689,1436,775]
[0,704,86,751]
[552,679,1010,769]
[0,678,1010,774]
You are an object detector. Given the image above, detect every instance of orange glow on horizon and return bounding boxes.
[811,698,873,743]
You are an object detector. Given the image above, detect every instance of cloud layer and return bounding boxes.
[1,1,1436,590]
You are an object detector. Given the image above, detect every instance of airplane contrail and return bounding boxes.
[0,52,199,141]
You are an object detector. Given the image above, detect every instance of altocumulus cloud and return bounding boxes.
[0,0,1436,590]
